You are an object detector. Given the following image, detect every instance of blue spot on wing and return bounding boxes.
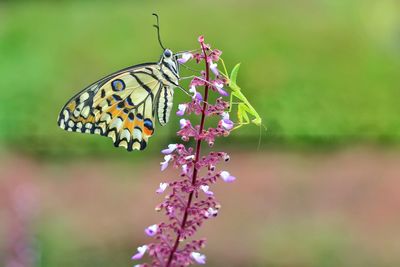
[111,79,125,91]
[144,118,154,130]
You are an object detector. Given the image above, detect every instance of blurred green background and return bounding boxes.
[1,0,400,266]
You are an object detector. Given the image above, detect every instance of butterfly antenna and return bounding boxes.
[152,13,166,50]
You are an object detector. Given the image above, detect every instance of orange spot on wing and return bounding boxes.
[143,127,153,137]
[67,101,76,111]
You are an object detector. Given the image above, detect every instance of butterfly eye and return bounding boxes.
[164,49,172,58]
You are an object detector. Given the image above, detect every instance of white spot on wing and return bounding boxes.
[110,117,123,130]
[133,128,142,141]
[120,129,131,141]
[63,110,69,121]
[81,106,90,118]
[107,131,116,142]
[119,140,128,148]
[80,92,90,102]
[100,113,111,123]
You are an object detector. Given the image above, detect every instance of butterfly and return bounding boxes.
[57,48,180,151]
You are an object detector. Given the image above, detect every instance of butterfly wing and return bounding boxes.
[58,64,163,151]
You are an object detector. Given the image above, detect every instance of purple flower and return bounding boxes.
[200,185,214,196]
[162,144,178,154]
[220,171,236,182]
[176,104,187,116]
[177,52,193,64]
[156,182,168,193]
[213,81,228,96]
[220,112,234,130]
[131,245,148,260]
[204,207,218,218]
[209,61,219,76]
[145,224,158,236]
[189,85,203,101]
[160,155,173,171]
[191,252,206,265]
[180,118,190,129]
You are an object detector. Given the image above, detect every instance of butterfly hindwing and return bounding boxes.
[156,85,174,126]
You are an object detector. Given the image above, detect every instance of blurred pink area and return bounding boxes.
[1,147,400,266]
[0,157,39,267]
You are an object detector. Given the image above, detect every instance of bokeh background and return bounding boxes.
[1,0,400,266]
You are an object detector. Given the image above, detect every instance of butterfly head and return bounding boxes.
[160,48,179,77]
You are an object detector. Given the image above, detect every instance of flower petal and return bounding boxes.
[162,144,178,154]
[209,61,219,76]
[204,207,218,218]
[221,119,234,130]
[177,52,193,64]
[191,252,206,264]
[160,155,173,171]
[131,245,148,260]
[220,171,236,182]
[200,185,214,196]
[156,182,168,193]
[145,224,158,236]
[176,104,187,116]
[180,119,189,129]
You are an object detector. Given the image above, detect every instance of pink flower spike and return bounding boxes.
[156,182,168,193]
[220,171,236,182]
[180,118,190,129]
[160,155,173,171]
[177,52,193,64]
[191,252,206,265]
[200,185,214,196]
[209,61,219,76]
[176,104,187,116]
[162,144,178,154]
[145,224,158,236]
[131,245,148,260]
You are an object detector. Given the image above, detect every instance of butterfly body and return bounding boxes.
[58,49,179,151]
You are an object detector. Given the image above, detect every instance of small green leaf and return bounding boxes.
[230,63,241,84]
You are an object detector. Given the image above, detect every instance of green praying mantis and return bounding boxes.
[219,59,265,131]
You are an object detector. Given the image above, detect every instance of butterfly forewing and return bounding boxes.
[59,64,161,151]
[58,49,180,151]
